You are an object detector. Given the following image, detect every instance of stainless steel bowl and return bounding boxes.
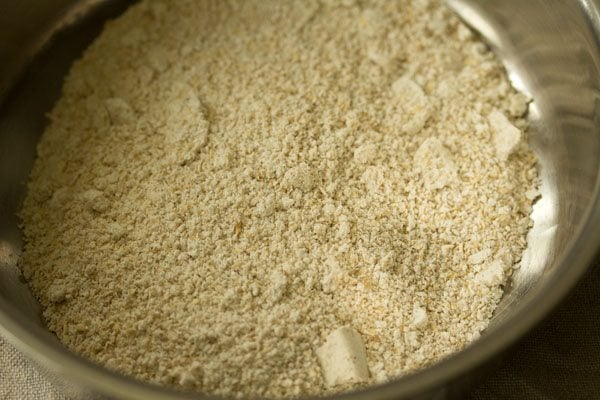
[1,1,599,399]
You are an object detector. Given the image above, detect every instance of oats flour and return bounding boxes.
[19,0,539,397]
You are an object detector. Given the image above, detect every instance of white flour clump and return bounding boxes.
[20,0,539,398]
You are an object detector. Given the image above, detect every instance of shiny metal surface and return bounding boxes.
[0,1,599,399]
[0,0,107,100]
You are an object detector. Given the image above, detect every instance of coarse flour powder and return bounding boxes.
[20,0,539,397]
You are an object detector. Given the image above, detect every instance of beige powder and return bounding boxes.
[20,0,539,398]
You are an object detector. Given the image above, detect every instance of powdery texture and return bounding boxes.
[20,0,538,398]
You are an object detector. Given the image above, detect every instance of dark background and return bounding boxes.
[468,257,600,400]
